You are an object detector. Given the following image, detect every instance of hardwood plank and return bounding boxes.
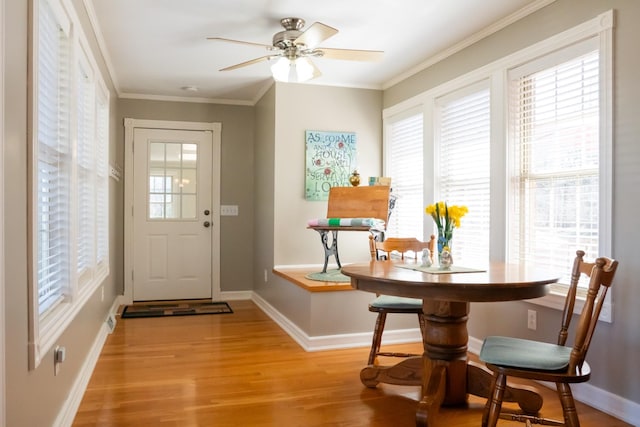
[73,300,632,427]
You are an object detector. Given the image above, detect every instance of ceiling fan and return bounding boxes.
[208,17,383,82]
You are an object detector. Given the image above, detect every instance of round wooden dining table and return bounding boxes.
[341,260,559,427]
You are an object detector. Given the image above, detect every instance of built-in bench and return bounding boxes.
[307,185,391,273]
[272,267,354,292]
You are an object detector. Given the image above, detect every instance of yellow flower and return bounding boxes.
[426,201,467,258]
[425,201,468,232]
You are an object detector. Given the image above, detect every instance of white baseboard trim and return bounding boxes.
[250,291,421,352]
[221,290,253,301]
[54,297,122,427]
[468,336,639,426]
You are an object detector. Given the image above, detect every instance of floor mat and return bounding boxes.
[121,300,233,318]
[305,268,351,283]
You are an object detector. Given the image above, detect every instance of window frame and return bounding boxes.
[383,10,613,320]
[28,0,110,369]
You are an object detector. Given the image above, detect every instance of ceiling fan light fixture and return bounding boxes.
[270,57,314,83]
[212,17,380,79]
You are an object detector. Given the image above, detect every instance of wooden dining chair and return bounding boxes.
[479,250,619,427]
[365,235,436,366]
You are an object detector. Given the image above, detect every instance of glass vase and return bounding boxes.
[437,233,453,269]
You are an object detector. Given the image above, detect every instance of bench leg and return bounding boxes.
[318,230,341,273]
[369,229,386,260]
[332,231,342,269]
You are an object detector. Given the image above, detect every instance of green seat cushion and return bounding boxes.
[370,295,422,310]
[480,336,572,371]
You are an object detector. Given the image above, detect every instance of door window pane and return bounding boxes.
[148,142,198,220]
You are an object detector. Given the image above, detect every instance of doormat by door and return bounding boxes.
[121,300,233,318]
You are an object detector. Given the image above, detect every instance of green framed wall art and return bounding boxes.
[305,130,357,201]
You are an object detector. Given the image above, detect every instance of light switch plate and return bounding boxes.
[220,205,239,216]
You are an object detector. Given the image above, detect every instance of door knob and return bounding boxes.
[203,221,211,228]
[204,209,210,215]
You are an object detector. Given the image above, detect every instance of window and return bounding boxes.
[508,39,601,289]
[384,111,424,239]
[383,11,612,318]
[76,50,97,287]
[29,0,110,368]
[35,0,72,315]
[435,83,491,267]
[96,91,109,266]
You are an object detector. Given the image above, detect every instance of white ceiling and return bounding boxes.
[86,0,548,105]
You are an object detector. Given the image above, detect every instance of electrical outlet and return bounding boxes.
[106,314,116,333]
[264,269,268,282]
[54,346,66,376]
[527,309,537,330]
[101,286,105,302]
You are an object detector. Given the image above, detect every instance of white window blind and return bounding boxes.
[76,57,95,284]
[386,113,423,239]
[37,0,71,314]
[509,42,600,287]
[436,86,491,267]
[96,91,109,267]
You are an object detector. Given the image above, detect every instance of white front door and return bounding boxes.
[132,128,214,301]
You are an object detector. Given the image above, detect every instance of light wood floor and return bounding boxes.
[73,300,631,427]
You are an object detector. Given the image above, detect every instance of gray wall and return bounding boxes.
[117,99,255,293]
[385,0,640,405]
[4,0,122,425]
[253,85,277,296]
[252,83,418,336]
[272,83,384,267]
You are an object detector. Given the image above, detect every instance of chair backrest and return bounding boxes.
[369,235,436,261]
[326,186,391,227]
[559,250,618,373]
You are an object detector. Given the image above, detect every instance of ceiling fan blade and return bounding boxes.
[220,55,279,71]
[317,47,384,62]
[294,22,338,49]
[207,37,275,50]
[308,58,322,79]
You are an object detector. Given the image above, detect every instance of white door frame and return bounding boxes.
[124,118,221,303]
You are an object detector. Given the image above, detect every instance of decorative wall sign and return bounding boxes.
[305,130,357,201]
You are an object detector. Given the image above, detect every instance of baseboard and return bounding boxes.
[250,291,422,352]
[54,297,121,427]
[221,290,253,301]
[468,337,640,426]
